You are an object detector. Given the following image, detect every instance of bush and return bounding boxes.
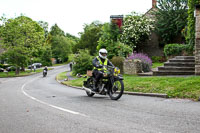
[127,53,152,72]
[0,64,4,68]
[151,56,166,63]
[111,56,125,74]
[164,43,193,57]
[72,49,93,75]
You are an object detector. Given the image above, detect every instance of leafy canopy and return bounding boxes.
[97,23,132,59]
[154,0,188,46]
[0,15,45,74]
[74,21,103,55]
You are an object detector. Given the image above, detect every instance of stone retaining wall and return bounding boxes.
[123,60,143,75]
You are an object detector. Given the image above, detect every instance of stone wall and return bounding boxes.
[123,60,143,75]
[143,8,164,57]
[140,32,164,57]
[195,5,200,75]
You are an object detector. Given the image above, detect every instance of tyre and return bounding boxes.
[85,78,95,97]
[108,80,124,100]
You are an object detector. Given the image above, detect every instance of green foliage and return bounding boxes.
[164,43,192,57]
[97,23,132,59]
[121,12,154,49]
[154,0,188,46]
[186,0,200,46]
[72,49,93,75]
[111,56,125,74]
[38,21,49,39]
[74,21,103,55]
[51,35,71,63]
[49,24,65,36]
[0,15,45,74]
[151,56,166,63]
[40,45,52,66]
[66,33,79,42]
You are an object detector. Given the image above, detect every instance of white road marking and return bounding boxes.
[21,76,87,117]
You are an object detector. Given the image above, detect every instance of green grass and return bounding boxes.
[62,78,85,87]
[59,72,200,100]
[56,71,68,81]
[124,75,200,100]
[152,62,164,68]
[0,68,53,78]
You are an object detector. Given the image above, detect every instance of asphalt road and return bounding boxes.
[0,65,200,133]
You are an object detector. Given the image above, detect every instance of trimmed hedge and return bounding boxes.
[164,43,193,57]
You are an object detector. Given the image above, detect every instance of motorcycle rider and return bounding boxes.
[92,48,115,92]
[43,66,48,76]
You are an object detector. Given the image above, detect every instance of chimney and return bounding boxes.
[152,0,157,8]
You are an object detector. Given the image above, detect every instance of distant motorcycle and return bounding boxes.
[43,70,47,77]
[83,66,124,100]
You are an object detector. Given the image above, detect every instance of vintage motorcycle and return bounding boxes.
[83,65,124,100]
[43,69,47,77]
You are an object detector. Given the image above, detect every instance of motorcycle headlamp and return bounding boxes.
[114,67,120,74]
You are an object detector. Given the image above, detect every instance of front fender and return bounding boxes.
[115,75,123,80]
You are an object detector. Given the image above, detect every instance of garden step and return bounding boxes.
[169,59,195,62]
[164,62,195,67]
[153,71,195,76]
[158,66,195,71]
[152,56,195,76]
[175,56,195,60]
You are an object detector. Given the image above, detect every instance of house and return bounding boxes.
[137,0,164,57]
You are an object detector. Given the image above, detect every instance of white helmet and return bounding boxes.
[99,48,108,59]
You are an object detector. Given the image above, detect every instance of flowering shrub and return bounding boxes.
[127,53,152,72]
[121,12,154,48]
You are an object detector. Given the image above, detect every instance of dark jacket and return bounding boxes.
[43,67,48,71]
[92,56,114,69]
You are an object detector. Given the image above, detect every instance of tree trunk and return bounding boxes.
[15,67,20,75]
[21,66,25,72]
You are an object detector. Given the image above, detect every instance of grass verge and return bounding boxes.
[57,71,200,101]
[56,71,68,81]
[0,68,53,78]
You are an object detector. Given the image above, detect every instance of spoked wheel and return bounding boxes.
[85,78,95,97]
[108,80,124,100]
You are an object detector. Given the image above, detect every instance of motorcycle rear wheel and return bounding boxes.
[108,80,124,100]
[85,78,95,97]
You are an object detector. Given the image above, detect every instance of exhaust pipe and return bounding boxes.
[82,86,95,93]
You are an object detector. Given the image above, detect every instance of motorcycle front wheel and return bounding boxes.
[108,80,124,100]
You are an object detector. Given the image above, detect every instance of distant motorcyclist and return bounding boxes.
[43,66,48,77]
[92,48,114,92]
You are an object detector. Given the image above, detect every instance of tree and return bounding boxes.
[51,35,71,63]
[74,21,103,55]
[97,23,132,59]
[121,12,154,50]
[38,21,49,39]
[49,24,65,36]
[0,16,45,74]
[154,0,188,46]
[40,45,52,66]
[49,24,74,63]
